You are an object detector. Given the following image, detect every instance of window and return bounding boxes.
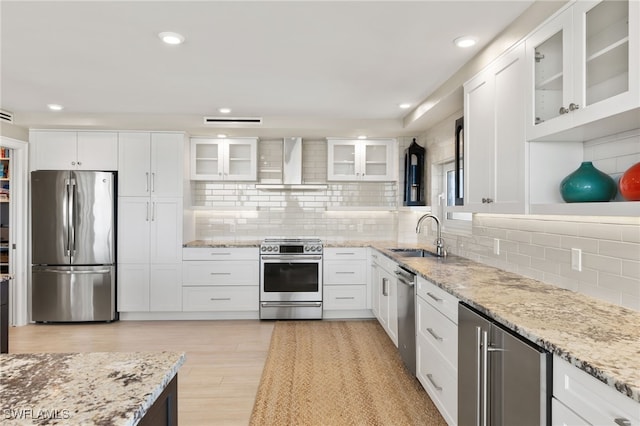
[440,161,471,232]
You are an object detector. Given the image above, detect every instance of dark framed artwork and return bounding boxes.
[454,116,464,206]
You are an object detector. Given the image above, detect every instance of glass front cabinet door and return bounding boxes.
[327,139,396,181]
[190,138,257,181]
[526,0,638,140]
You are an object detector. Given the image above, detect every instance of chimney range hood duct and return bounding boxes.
[256,137,327,190]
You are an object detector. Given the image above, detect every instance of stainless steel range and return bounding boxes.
[259,238,323,320]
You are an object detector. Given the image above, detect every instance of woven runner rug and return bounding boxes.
[249,320,447,426]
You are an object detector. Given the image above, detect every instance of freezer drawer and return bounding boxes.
[32,265,115,322]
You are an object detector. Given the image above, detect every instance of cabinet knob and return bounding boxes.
[71,161,76,165]
[559,106,570,115]
[77,161,81,166]
[569,103,580,111]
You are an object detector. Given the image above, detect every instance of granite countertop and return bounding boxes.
[373,245,640,404]
[0,351,185,425]
[184,239,260,248]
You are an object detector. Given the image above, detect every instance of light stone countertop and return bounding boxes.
[0,351,185,425]
[372,245,640,404]
[183,239,640,403]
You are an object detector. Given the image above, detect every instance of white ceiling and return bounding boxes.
[1,1,533,138]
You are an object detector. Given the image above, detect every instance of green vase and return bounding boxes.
[559,161,617,203]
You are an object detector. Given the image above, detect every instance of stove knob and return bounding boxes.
[274,246,279,252]
[304,245,310,252]
[310,246,317,252]
[267,246,273,252]
[261,246,267,252]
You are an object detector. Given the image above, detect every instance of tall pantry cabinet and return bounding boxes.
[117,132,184,313]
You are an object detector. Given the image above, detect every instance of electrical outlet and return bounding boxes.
[493,238,500,255]
[571,248,582,271]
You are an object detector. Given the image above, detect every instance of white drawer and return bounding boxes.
[324,247,367,260]
[416,295,457,369]
[324,260,367,284]
[182,286,258,311]
[183,247,258,261]
[324,285,367,310]
[182,261,258,286]
[417,333,458,426]
[553,355,640,426]
[417,276,459,324]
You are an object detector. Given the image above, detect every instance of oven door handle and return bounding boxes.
[261,255,322,261]
[261,302,323,308]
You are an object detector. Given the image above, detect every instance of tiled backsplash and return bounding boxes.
[414,214,640,311]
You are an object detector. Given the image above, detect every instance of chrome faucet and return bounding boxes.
[416,213,445,257]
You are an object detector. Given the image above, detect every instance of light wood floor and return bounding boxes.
[8,320,275,425]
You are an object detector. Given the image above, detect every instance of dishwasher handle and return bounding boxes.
[395,269,416,287]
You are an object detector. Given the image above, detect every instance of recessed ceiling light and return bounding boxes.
[218,108,231,114]
[158,32,185,45]
[399,103,411,109]
[454,36,477,48]
[217,134,227,138]
[47,104,64,111]
[357,135,367,140]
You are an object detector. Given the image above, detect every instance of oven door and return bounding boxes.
[260,254,322,302]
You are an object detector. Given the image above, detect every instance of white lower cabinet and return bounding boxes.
[117,263,182,312]
[370,250,398,346]
[182,247,259,313]
[552,355,640,426]
[416,276,458,426]
[323,248,372,318]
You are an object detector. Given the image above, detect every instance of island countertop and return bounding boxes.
[0,351,185,425]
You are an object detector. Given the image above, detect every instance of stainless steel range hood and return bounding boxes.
[256,137,328,190]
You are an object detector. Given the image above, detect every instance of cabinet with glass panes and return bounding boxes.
[0,147,10,275]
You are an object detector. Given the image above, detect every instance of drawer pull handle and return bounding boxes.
[426,328,444,342]
[336,296,355,300]
[210,272,232,275]
[614,419,631,426]
[426,374,443,391]
[427,292,443,302]
[336,252,355,255]
[210,297,231,301]
[210,253,231,256]
[336,271,355,274]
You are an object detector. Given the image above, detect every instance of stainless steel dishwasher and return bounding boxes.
[395,266,416,376]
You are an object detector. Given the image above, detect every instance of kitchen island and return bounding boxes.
[0,351,185,425]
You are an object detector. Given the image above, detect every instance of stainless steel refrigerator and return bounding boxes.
[458,303,550,426]
[31,170,116,322]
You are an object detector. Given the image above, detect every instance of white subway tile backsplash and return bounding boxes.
[621,260,640,279]
[519,243,545,259]
[598,240,640,261]
[531,233,562,248]
[598,272,640,296]
[578,223,623,241]
[582,253,622,275]
[560,236,599,254]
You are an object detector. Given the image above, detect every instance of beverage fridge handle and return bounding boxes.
[482,330,490,426]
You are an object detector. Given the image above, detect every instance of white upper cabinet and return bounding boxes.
[30,130,118,171]
[526,0,639,141]
[463,43,527,213]
[327,139,396,181]
[118,132,184,197]
[190,137,257,181]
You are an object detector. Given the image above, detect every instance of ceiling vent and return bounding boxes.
[203,116,263,125]
[0,110,14,124]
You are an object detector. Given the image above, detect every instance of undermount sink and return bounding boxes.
[388,248,441,258]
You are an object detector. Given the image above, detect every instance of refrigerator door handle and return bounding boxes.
[63,179,71,257]
[69,178,76,257]
[482,330,490,426]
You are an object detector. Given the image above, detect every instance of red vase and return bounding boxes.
[619,162,640,201]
